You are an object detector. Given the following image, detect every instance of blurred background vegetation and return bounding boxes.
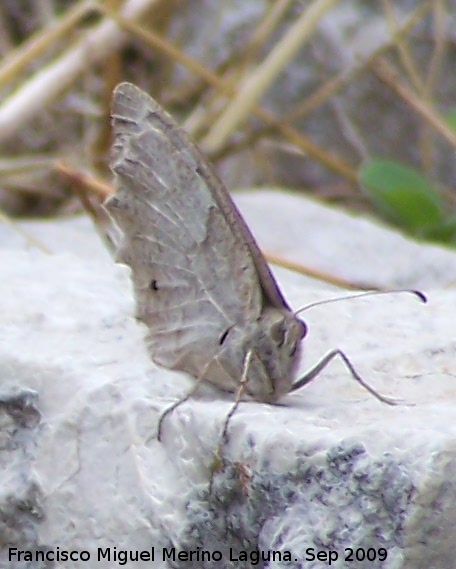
[0,0,455,245]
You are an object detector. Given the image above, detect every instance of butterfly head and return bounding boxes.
[243,307,307,403]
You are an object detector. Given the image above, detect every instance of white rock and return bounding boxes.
[1,191,455,568]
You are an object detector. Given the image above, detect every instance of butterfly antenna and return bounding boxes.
[294,289,426,316]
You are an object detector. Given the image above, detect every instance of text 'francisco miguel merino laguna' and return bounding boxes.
[9,546,294,565]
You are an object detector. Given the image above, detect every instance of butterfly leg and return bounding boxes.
[157,358,216,442]
[220,349,253,448]
[210,349,253,489]
[291,349,399,405]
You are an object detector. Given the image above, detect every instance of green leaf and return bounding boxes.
[421,214,456,244]
[359,159,444,234]
[445,109,456,132]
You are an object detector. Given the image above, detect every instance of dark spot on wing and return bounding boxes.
[219,328,230,345]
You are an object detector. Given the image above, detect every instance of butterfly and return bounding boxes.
[104,83,415,437]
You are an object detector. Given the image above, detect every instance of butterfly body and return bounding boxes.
[105,83,306,403]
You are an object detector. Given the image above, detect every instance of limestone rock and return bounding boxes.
[1,191,455,568]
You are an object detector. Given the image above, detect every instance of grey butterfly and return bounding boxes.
[104,82,398,411]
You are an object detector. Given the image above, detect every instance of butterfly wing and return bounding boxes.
[173,109,292,313]
[105,83,306,400]
[105,83,266,381]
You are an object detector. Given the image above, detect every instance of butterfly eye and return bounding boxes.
[270,319,286,347]
[289,319,307,356]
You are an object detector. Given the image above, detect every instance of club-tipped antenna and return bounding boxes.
[294,289,427,316]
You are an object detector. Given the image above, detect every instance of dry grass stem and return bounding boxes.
[0,0,452,258]
[373,58,456,150]
[0,208,51,253]
[0,0,93,90]
[202,0,341,152]
[265,251,383,291]
[100,4,356,181]
[0,0,159,144]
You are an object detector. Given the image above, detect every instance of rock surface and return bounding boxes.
[1,190,455,568]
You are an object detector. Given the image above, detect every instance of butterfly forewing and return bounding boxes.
[105,83,305,401]
[106,83,263,377]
